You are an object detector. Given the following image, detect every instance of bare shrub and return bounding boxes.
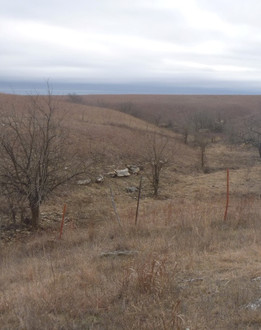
[194,131,212,170]
[144,132,171,196]
[240,115,261,158]
[67,93,84,105]
[225,114,261,158]
[0,89,84,228]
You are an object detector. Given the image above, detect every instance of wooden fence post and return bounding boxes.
[224,169,229,221]
[135,176,143,226]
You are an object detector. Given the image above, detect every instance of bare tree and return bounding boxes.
[176,109,225,145]
[0,184,27,224]
[0,90,84,228]
[240,116,261,158]
[194,132,211,170]
[225,114,261,158]
[67,93,84,105]
[176,109,194,144]
[144,132,169,197]
[191,111,216,132]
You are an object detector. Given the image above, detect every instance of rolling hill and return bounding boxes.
[0,93,261,329]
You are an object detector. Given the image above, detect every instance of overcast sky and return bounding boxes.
[1,0,261,92]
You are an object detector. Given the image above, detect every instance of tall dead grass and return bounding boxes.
[1,196,261,329]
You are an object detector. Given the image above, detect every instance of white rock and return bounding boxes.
[115,168,130,177]
[96,175,104,183]
[127,165,140,174]
[77,178,91,185]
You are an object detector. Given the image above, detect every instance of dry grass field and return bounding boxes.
[72,94,261,125]
[0,93,261,329]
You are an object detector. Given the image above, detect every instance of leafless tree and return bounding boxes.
[144,132,169,197]
[240,116,261,157]
[194,132,211,170]
[177,110,194,144]
[176,109,225,145]
[67,93,84,105]
[0,184,27,224]
[225,114,261,158]
[0,89,84,228]
[191,111,216,132]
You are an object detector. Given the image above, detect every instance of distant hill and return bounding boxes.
[0,93,197,171]
[68,94,261,126]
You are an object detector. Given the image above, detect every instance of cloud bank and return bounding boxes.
[1,0,261,92]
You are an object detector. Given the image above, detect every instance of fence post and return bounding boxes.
[135,176,143,226]
[224,169,229,221]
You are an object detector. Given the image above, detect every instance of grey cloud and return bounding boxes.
[1,0,261,89]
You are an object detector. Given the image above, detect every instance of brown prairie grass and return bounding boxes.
[1,196,261,329]
[1,93,261,329]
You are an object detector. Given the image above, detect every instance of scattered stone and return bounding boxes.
[107,171,117,178]
[96,175,104,183]
[115,168,130,177]
[106,166,140,178]
[127,165,140,175]
[184,277,204,283]
[126,186,138,193]
[244,298,261,310]
[100,250,138,257]
[77,178,91,185]
[252,276,261,282]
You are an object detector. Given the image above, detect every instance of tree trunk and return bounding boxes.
[153,183,159,197]
[30,203,40,228]
[153,165,159,196]
[201,145,205,169]
[258,143,261,158]
[10,207,16,225]
[184,132,188,144]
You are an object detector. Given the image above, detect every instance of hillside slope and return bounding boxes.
[1,94,261,329]
[69,94,261,125]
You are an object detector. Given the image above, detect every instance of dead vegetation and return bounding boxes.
[1,197,261,329]
[0,93,261,329]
